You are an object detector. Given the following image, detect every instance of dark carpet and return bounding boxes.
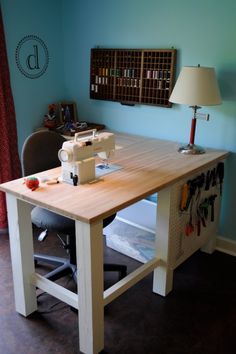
[0,229,236,354]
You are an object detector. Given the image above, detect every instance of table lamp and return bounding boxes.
[169,65,222,154]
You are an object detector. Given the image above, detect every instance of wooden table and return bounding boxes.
[0,132,228,354]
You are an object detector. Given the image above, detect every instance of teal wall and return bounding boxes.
[61,0,236,241]
[61,0,236,149]
[1,0,65,149]
[1,0,236,241]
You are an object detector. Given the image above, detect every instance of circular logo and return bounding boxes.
[15,35,49,79]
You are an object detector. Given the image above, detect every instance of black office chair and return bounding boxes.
[21,130,127,283]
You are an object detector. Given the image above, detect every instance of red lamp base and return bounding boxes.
[178,106,206,155]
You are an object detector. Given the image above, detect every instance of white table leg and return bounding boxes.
[153,187,174,296]
[76,219,104,354]
[6,194,37,316]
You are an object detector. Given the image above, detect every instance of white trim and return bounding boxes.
[116,215,156,234]
[116,198,157,234]
[216,236,236,257]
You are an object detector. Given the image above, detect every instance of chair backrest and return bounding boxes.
[21,130,66,176]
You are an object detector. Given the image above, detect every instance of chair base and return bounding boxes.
[34,254,77,283]
[34,254,127,283]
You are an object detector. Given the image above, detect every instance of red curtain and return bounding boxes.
[0,8,21,229]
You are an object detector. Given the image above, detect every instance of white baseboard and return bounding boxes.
[216,236,236,257]
[117,199,156,234]
[116,216,156,235]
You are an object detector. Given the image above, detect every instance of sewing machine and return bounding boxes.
[58,129,115,185]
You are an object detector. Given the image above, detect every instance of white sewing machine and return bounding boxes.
[58,129,115,185]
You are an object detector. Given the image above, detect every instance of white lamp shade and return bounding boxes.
[169,66,222,106]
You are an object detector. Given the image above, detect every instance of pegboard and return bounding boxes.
[156,162,224,270]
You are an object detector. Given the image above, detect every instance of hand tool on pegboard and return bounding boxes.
[216,162,224,195]
[180,182,189,211]
[209,194,217,222]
